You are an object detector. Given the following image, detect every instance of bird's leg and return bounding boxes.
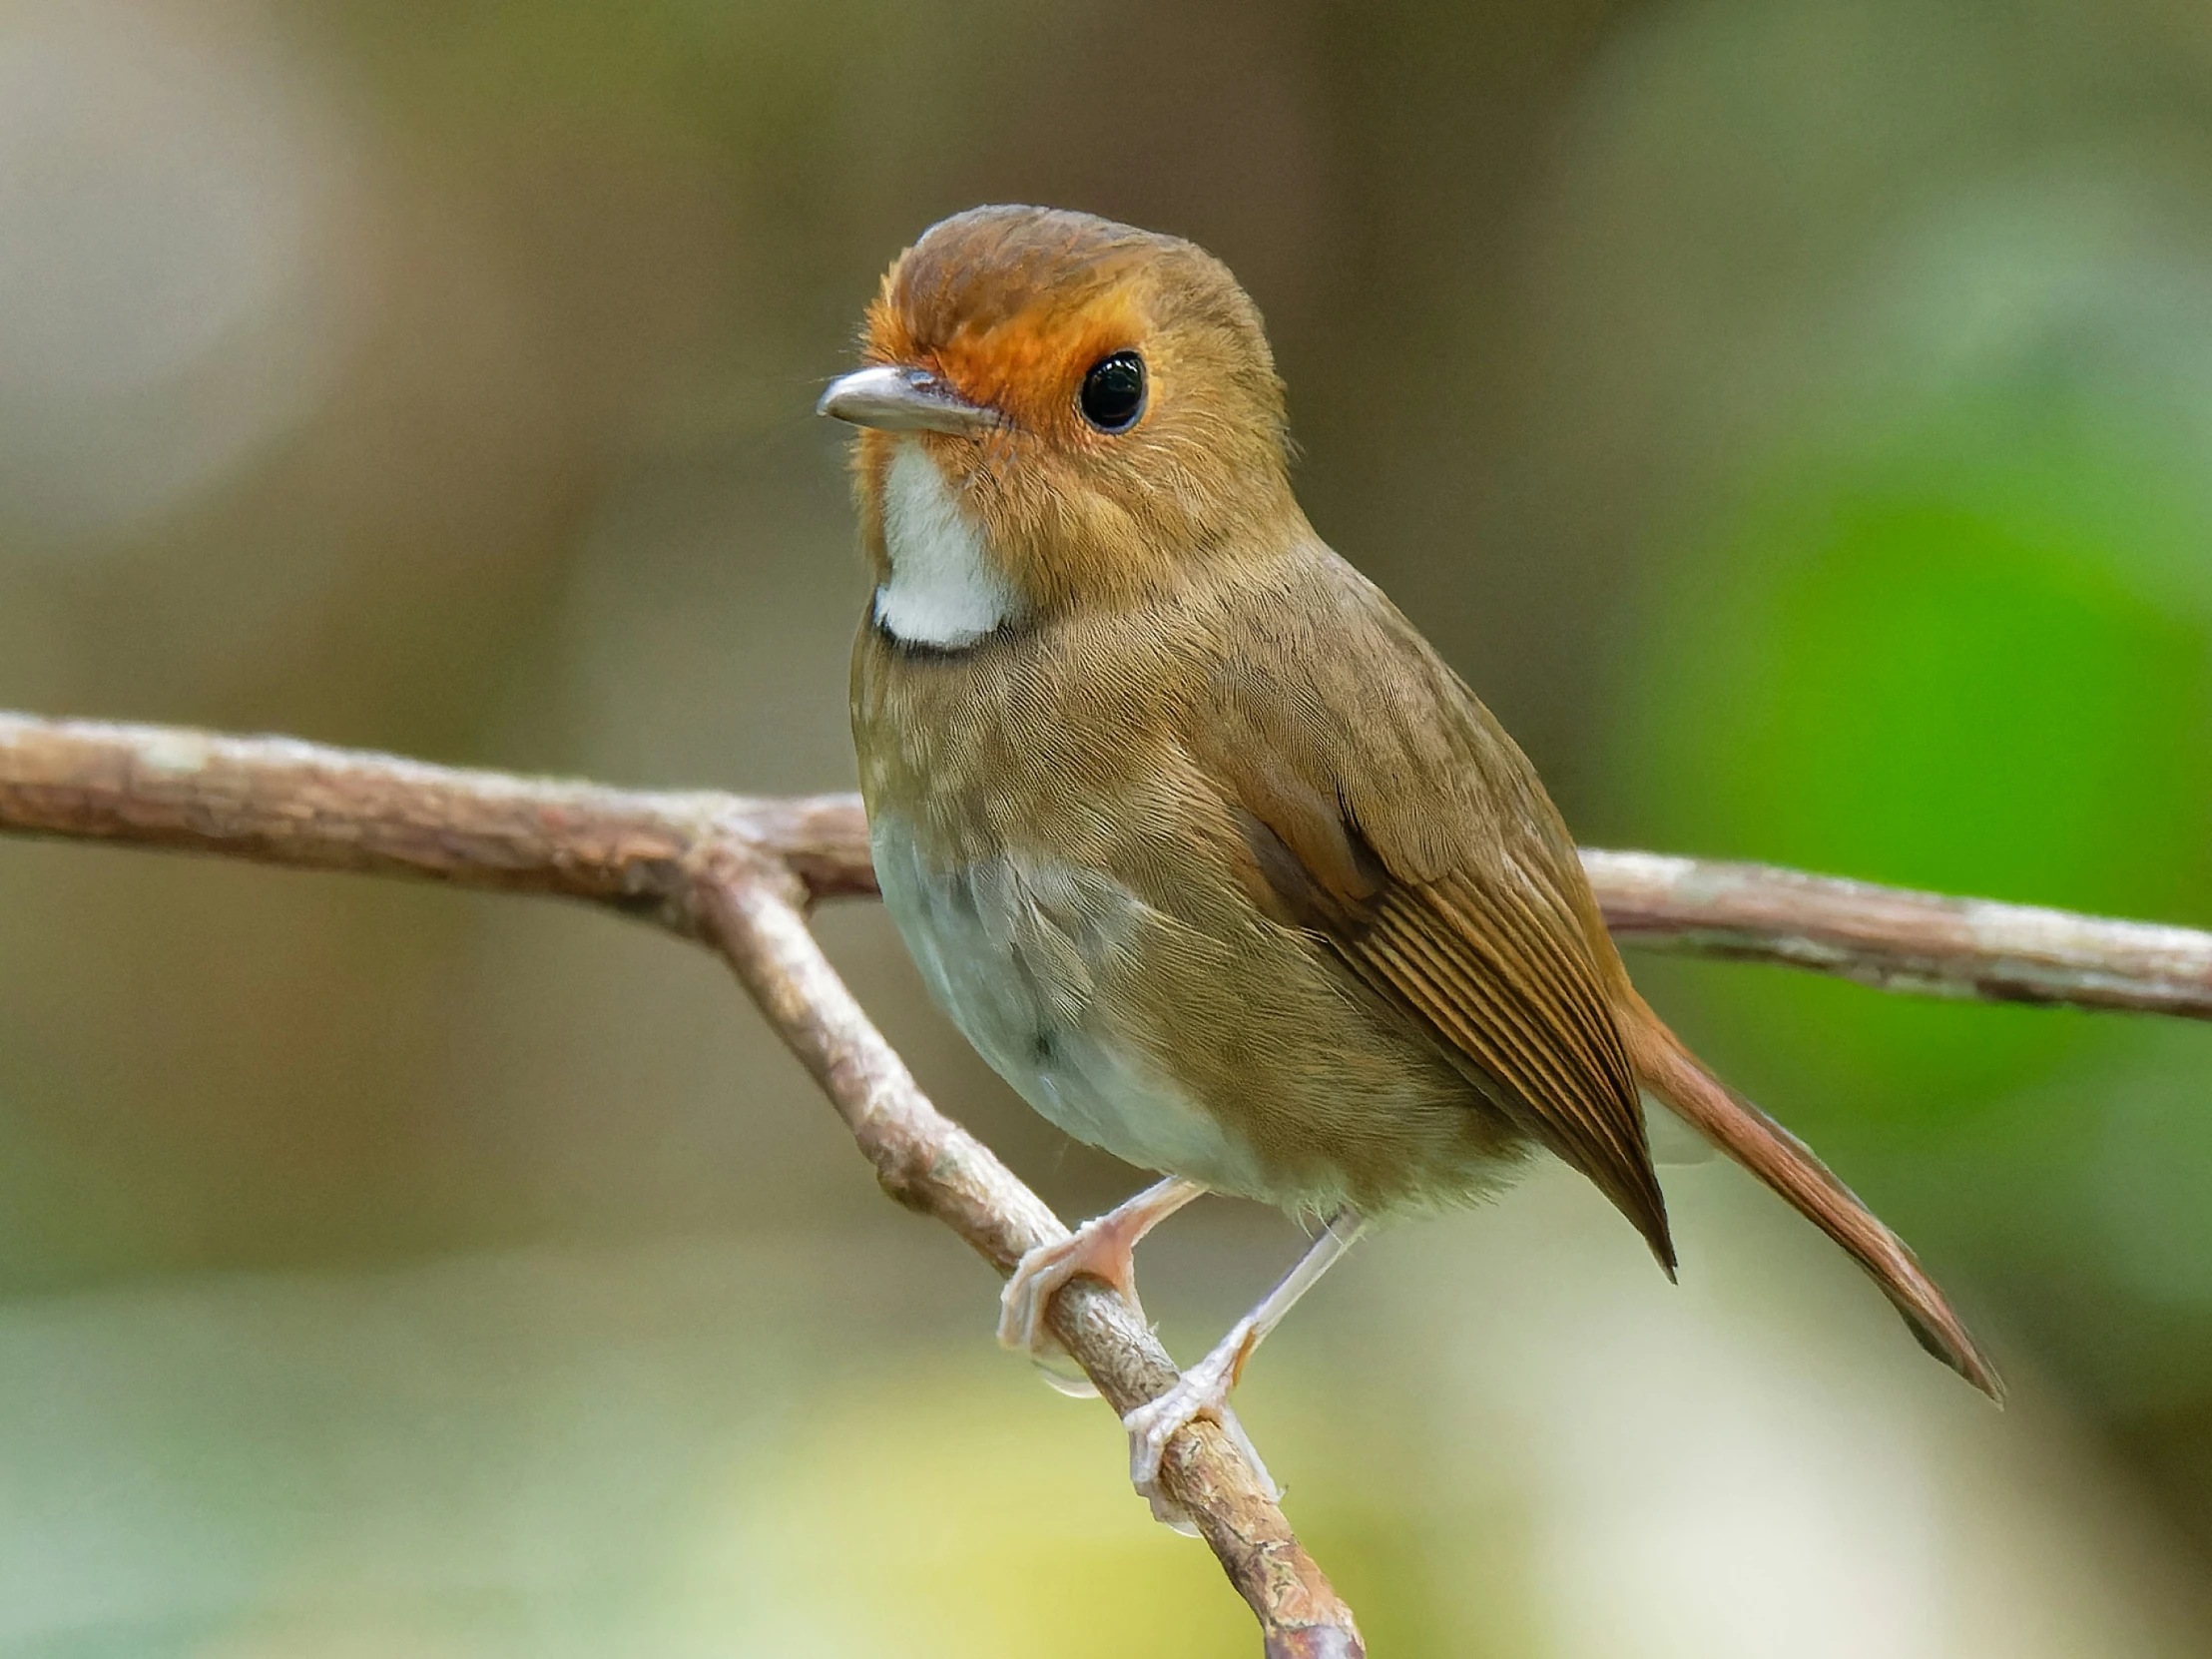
[1123,1207,1366,1524]
[999,1176,1208,1361]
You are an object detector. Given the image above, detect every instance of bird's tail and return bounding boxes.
[1614,988,2004,1401]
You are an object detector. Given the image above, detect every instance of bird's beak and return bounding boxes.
[817,364,998,435]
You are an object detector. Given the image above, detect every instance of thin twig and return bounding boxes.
[692,854,1359,1655]
[7,712,2212,1652]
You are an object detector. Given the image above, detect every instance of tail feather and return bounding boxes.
[1616,991,2004,1402]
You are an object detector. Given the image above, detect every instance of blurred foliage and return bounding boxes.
[1619,427,2212,1115]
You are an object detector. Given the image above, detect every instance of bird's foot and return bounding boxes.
[998,1178,1204,1366]
[999,1217,1147,1362]
[1122,1316,1279,1530]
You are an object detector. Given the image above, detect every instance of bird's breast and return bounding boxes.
[868,809,1273,1194]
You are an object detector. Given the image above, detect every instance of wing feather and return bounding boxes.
[1196,556,1674,1266]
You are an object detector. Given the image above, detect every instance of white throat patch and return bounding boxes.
[874,445,1010,649]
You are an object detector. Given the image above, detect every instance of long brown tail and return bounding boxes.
[1615,989,2004,1401]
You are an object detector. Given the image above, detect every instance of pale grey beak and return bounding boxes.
[817,364,998,435]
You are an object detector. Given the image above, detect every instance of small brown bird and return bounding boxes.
[821,205,1999,1516]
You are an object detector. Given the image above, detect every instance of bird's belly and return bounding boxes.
[869,814,1270,1195]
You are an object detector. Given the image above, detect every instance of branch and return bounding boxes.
[5,713,2210,1651]
[0,714,1362,1659]
[7,714,2204,1021]
[1586,848,2212,1019]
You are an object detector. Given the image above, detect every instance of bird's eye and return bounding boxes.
[1078,350,1146,432]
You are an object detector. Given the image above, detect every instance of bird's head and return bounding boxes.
[821,206,1300,646]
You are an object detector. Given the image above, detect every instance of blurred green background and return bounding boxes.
[2,0,2211,1652]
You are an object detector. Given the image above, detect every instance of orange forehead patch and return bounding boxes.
[870,288,1147,432]
[861,206,1165,430]
[881,206,1153,344]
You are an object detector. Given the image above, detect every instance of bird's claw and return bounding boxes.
[998,1221,1142,1360]
[1122,1317,1276,1529]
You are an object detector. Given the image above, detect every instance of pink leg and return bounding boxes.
[999,1177,1207,1358]
[1124,1208,1365,1524]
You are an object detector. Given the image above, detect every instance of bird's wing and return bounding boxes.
[1190,553,1673,1267]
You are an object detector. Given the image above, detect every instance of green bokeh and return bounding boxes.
[1613,409,2212,1140]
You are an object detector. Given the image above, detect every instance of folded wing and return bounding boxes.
[1193,555,1674,1268]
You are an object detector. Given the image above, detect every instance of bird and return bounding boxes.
[818,204,2000,1518]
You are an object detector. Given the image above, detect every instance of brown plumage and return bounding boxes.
[825,205,1999,1486]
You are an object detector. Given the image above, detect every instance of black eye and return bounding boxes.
[1078,350,1146,432]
